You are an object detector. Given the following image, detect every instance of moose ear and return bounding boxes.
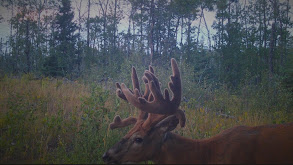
[154,115,179,133]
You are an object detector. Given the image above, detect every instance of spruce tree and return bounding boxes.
[44,0,77,77]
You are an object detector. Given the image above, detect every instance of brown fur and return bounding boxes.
[152,122,293,164]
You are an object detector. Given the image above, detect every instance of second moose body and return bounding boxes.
[102,58,293,164]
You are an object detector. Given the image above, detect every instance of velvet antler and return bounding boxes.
[116,58,186,128]
[110,66,153,129]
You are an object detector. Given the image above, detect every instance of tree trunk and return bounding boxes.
[140,2,143,53]
[127,10,132,58]
[149,0,155,65]
[172,17,180,55]
[269,23,276,79]
[202,11,211,51]
[196,7,203,46]
[25,21,31,73]
[263,0,267,58]
[77,0,83,75]
[87,0,91,48]
[283,0,289,65]
[180,17,183,46]
[132,20,135,51]
[113,0,118,48]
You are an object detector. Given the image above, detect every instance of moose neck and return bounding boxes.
[151,132,211,164]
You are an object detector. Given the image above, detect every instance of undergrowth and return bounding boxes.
[0,75,292,163]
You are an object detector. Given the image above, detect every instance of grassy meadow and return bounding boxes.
[0,74,292,164]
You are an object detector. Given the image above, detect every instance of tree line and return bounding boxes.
[0,0,292,92]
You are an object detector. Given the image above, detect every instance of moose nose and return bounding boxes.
[102,152,110,162]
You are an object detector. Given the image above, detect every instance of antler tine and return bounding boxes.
[142,65,155,102]
[139,79,150,120]
[137,58,181,114]
[121,58,186,127]
[131,67,151,120]
[131,67,141,95]
[109,115,137,130]
[116,83,128,101]
[142,77,151,100]
[169,58,181,107]
[149,65,155,74]
[115,66,141,101]
[139,66,157,120]
[111,66,146,129]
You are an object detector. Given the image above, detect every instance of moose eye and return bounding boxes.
[134,138,143,143]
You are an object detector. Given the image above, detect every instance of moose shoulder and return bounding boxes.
[102,58,293,164]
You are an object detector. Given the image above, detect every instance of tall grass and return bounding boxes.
[0,74,292,163]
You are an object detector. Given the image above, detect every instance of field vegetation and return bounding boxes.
[1,72,292,164]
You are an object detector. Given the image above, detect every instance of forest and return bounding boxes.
[0,0,293,164]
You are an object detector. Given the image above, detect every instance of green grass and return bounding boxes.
[0,75,292,164]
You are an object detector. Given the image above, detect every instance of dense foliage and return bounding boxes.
[0,0,292,91]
